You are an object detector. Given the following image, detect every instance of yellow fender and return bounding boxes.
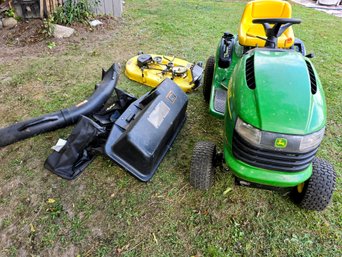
[125,54,203,92]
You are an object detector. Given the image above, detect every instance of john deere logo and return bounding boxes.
[274,138,287,148]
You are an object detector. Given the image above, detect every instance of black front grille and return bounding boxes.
[232,132,317,172]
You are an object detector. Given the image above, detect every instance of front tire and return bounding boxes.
[291,157,336,211]
[203,56,215,103]
[190,141,217,190]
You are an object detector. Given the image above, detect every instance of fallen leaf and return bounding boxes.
[116,244,130,254]
[30,223,35,233]
[223,187,232,195]
[152,232,158,245]
[47,198,56,204]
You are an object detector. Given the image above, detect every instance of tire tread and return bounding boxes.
[203,56,215,103]
[190,141,216,190]
[297,158,336,211]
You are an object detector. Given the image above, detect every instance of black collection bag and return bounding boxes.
[44,116,106,180]
[44,87,137,180]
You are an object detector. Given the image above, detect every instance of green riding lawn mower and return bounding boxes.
[190,0,336,211]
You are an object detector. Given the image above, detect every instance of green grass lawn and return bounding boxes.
[0,0,341,256]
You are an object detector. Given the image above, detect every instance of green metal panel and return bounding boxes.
[228,50,326,135]
[208,37,241,119]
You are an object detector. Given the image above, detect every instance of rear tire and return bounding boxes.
[203,56,215,103]
[291,157,336,211]
[190,141,216,190]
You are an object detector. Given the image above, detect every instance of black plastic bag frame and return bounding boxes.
[105,78,188,182]
[0,63,120,147]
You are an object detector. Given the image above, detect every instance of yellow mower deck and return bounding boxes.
[125,54,202,92]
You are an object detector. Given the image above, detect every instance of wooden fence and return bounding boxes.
[11,0,122,18]
[40,0,123,18]
[40,0,63,18]
[93,0,122,17]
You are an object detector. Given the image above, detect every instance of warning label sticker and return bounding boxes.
[147,101,170,129]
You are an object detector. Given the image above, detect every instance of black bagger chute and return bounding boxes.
[104,78,188,181]
[0,63,120,147]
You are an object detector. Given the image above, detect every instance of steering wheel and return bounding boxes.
[252,18,301,48]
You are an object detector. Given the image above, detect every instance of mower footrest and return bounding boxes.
[214,88,227,114]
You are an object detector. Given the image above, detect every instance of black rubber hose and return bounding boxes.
[0,63,120,147]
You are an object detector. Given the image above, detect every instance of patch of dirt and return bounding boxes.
[46,243,78,257]
[0,16,122,63]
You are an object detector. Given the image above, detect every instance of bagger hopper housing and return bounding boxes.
[105,78,188,181]
[44,78,188,181]
[125,53,203,92]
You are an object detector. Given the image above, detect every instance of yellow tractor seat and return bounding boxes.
[238,0,295,48]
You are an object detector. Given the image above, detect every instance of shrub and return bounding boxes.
[4,8,16,18]
[41,16,55,37]
[52,0,97,25]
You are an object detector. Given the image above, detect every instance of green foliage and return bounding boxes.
[41,16,55,37]
[52,0,97,25]
[4,8,15,18]
[47,41,56,49]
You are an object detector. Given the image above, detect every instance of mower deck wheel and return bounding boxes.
[203,56,215,103]
[190,141,217,190]
[291,157,336,211]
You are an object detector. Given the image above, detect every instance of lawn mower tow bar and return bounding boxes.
[0,63,120,147]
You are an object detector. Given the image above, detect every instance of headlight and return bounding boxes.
[300,128,325,152]
[235,117,324,153]
[235,117,261,146]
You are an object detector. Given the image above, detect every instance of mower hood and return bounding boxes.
[235,49,326,135]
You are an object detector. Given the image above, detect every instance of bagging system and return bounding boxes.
[105,78,188,181]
